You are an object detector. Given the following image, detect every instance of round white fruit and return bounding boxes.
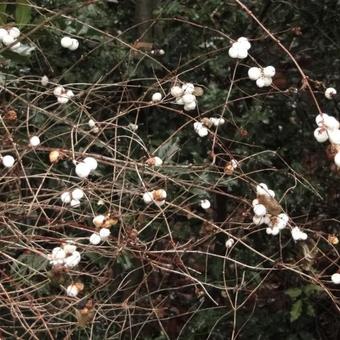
[170,86,183,98]
[200,199,211,209]
[29,136,40,147]
[263,66,276,78]
[89,233,101,245]
[83,157,98,171]
[61,36,73,49]
[61,192,72,204]
[325,87,337,100]
[75,162,91,178]
[248,67,262,81]
[313,127,328,143]
[152,92,162,103]
[2,155,15,168]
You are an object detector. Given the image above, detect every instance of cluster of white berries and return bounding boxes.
[228,37,251,59]
[248,66,276,88]
[331,273,340,284]
[61,188,85,208]
[171,83,197,111]
[193,116,225,138]
[75,157,98,178]
[152,92,163,103]
[252,183,290,236]
[290,226,308,241]
[60,36,79,51]
[325,87,337,100]
[29,136,41,147]
[143,189,167,207]
[89,215,111,245]
[48,242,81,268]
[88,119,99,133]
[145,156,163,167]
[0,26,21,51]
[53,85,75,104]
[1,154,15,168]
[200,199,211,209]
[314,113,340,167]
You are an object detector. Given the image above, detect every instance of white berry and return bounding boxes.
[99,228,110,240]
[83,157,98,171]
[72,188,84,200]
[29,136,40,147]
[93,215,105,228]
[75,162,91,178]
[331,273,340,284]
[313,127,328,143]
[170,86,183,98]
[61,36,73,49]
[61,192,72,204]
[2,155,15,168]
[325,87,337,100]
[334,152,340,167]
[152,92,162,103]
[89,233,101,245]
[248,67,262,81]
[200,199,211,209]
[263,66,276,78]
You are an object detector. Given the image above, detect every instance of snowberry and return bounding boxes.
[146,156,163,166]
[210,117,225,126]
[334,152,340,167]
[262,76,273,87]
[248,67,262,81]
[313,127,328,143]
[72,188,84,200]
[278,213,289,225]
[61,192,72,204]
[57,96,69,104]
[253,215,265,225]
[63,243,77,255]
[99,228,110,240]
[70,199,80,207]
[236,46,248,59]
[88,119,96,128]
[266,227,273,235]
[291,227,307,241]
[200,199,211,209]
[52,247,66,260]
[315,113,328,126]
[263,66,276,78]
[237,37,251,50]
[83,157,98,171]
[68,39,79,51]
[152,92,162,103]
[194,122,203,132]
[2,34,15,46]
[53,86,64,97]
[184,101,197,111]
[75,162,91,178]
[182,93,196,105]
[159,49,165,55]
[89,233,101,245]
[170,86,184,98]
[225,238,234,248]
[61,36,73,49]
[64,251,81,268]
[325,87,337,100]
[331,273,340,284]
[228,46,239,59]
[253,204,267,217]
[66,284,79,297]
[93,215,105,228]
[41,75,49,86]
[2,155,15,168]
[197,126,208,137]
[182,83,195,94]
[328,129,340,144]
[268,189,275,198]
[323,115,340,130]
[153,189,167,201]
[0,28,8,41]
[176,97,185,105]
[9,27,20,39]
[128,123,138,131]
[256,183,269,196]
[66,89,74,98]
[29,136,40,147]
[143,192,153,204]
[256,77,266,88]
[252,199,259,207]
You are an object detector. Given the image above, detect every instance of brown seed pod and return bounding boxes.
[193,86,204,97]
[328,234,339,245]
[152,189,166,201]
[257,195,282,216]
[224,162,235,175]
[201,117,213,128]
[4,109,17,121]
[75,282,84,291]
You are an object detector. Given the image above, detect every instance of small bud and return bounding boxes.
[49,150,61,163]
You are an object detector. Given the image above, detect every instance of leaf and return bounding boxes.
[16,0,32,26]
[290,299,302,322]
[155,137,180,161]
[0,4,7,25]
[285,287,302,300]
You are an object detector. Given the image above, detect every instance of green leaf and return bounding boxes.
[285,287,302,300]
[16,0,32,26]
[0,4,7,25]
[290,299,302,322]
[155,137,180,161]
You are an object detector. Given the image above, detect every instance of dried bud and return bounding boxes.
[152,189,167,201]
[4,109,17,121]
[328,234,339,245]
[49,150,61,163]
[201,117,213,128]
[193,86,204,96]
